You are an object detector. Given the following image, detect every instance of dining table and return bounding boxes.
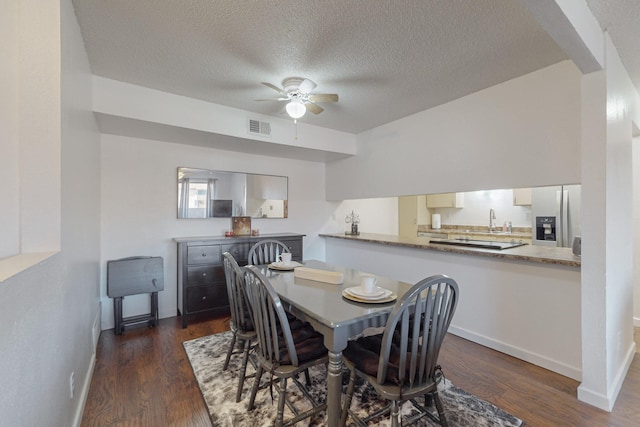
[257,259,414,427]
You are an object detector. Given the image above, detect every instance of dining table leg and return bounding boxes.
[326,350,343,427]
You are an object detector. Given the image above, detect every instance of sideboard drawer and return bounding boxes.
[186,265,225,285]
[220,242,250,263]
[187,245,221,265]
[185,283,228,314]
[280,239,303,259]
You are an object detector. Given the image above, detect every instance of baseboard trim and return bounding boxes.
[579,340,636,411]
[448,325,582,381]
[576,341,635,412]
[633,317,640,327]
[71,353,96,427]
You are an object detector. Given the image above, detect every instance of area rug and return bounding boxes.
[183,332,525,427]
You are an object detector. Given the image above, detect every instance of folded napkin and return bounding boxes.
[294,267,344,284]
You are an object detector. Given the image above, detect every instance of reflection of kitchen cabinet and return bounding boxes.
[513,188,532,206]
[426,193,464,208]
[176,233,304,327]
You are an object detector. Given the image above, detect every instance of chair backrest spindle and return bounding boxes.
[244,265,299,366]
[223,252,253,333]
[247,239,291,265]
[377,276,458,387]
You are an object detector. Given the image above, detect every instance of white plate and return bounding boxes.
[346,285,385,298]
[268,261,302,271]
[342,289,397,304]
[345,286,390,300]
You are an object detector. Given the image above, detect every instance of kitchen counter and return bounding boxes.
[320,232,580,267]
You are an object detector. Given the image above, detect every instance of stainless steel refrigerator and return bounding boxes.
[531,185,581,247]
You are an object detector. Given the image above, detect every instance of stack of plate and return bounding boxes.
[342,286,396,303]
[268,261,303,271]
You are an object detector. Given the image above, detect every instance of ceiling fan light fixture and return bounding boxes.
[286,98,306,119]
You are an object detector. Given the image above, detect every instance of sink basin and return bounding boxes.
[429,238,527,250]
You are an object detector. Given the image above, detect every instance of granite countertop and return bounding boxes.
[320,232,580,267]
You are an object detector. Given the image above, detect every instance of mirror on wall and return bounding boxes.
[177,167,288,219]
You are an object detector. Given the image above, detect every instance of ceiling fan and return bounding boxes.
[256,77,339,119]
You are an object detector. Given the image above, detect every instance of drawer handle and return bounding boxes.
[202,296,207,300]
[201,253,207,257]
[202,273,207,276]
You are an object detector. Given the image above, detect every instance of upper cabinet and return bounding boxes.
[513,188,532,206]
[426,193,464,208]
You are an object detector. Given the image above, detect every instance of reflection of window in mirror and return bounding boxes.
[178,178,215,218]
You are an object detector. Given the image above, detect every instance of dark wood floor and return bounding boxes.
[81,315,640,426]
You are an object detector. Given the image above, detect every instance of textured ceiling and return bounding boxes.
[71,0,636,134]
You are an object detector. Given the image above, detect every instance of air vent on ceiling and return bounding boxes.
[248,119,271,137]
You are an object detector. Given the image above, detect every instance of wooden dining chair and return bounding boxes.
[243,265,328,427]
[340,274,459,427]
[247,239,290,265]
[222,252,257,402]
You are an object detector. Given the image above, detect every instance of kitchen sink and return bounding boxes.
[429,238,527,250]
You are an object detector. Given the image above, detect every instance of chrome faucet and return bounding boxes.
[489,208,496,233]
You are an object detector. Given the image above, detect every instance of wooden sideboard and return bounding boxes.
[174,233,305,327]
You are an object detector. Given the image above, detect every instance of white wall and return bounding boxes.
[0,0,19,258]
[100,135,338,329]
[0,0,62,259]
[60,0,103,423]
[0,1,101,426]
[326,61,582,200]
[634,137,640,327]
[333,198,399,235]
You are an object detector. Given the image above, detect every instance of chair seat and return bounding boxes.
[342,351,439,402]
[278,329,327,365]
[236,329,257,342]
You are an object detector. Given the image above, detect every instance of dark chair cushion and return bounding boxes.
[241,311,254,331]
[279,333,327,365]
[343,334,405,385]
[274,320,327,365]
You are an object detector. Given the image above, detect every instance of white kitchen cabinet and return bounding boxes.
[513,188,532,206]
[426,193,464,208]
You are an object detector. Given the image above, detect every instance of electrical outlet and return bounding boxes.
[69,371,75,399]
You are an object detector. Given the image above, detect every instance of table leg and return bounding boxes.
[326,350,343,427]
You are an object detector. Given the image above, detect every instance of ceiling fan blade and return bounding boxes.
[305,102,324,115]
[254,97,289,102]
[261,82,287,95]
[308,93,339,103]
[298,78,317,94]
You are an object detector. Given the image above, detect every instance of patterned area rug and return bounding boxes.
[183,332,525,427]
